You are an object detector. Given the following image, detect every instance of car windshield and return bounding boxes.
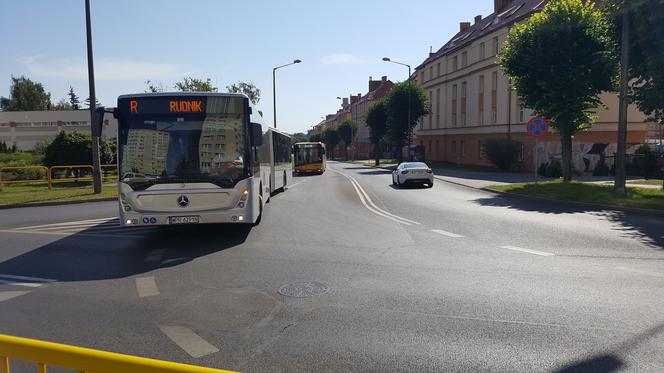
[403,162,428,169]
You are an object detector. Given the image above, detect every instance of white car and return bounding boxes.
[392,162,434,188]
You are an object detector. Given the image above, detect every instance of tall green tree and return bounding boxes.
[227,82,261,104]
[365,100,388,166]
[384,82,429,162]
[0,76,51,111]
[604,0,664,127]
[290,132,308,145]
[68,86,81,109]
[84,96,101,109]
[309,133,322,142]
[52,98,72,111]
[337,120,357,160]
[321,126,341,159]
[174,77,217,92]
[500,0,618,181]
[43,131,115,167]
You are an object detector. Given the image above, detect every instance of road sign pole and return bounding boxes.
[534,137,538,182]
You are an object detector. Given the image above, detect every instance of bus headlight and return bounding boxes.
[240,189,249,201]
[238,202,245,208]
[120,196,132,212]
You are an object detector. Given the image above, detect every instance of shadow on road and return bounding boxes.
[358,170,393,175]
[555,321,664,372]
[389,183,431,190]
[0,223,251,282]
[473,194,664,249]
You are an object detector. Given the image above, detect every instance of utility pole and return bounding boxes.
[615,8,629,197]
[86,0,102,194]
[272,59,301,129]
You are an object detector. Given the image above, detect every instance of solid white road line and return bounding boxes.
[11,217,115,230]
[158,325,219,358]
[0,280,43,288]
[145,249,167,262]
[0,291,31,302]
[331,168,419,226]
[0,274,56,283]
[135,276,160,298]
[616,267,664,279]
[431,229,464,238]
[500,245,555,257]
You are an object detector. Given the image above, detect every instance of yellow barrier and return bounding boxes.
[0,334,237,373]
[0,166,51,190]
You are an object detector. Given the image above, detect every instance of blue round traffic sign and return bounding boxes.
[527,117,548,137]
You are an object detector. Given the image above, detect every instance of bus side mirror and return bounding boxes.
[91,107,105,137]
[251,122,263,146]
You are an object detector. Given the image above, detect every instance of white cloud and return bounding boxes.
[320,53,363,65]
[21,56,183,81]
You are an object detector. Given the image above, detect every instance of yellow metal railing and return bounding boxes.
[0,166,51,190]
[0,334,237,373]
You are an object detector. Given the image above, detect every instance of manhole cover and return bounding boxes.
[278,281,330,298]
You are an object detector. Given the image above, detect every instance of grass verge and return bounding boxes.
[0,181,117,206]
[489,181,664,211]
[627,179,664,186]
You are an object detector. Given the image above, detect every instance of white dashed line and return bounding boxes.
[500,246,555,257]
[616,267,664,278]
[0,291,31,302]
[145,249,166,262]
[135,276,160,298]
[431,229,464,238]
[158,325,219,358]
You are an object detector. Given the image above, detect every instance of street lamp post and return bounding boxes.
[272,59,301,129]
[85,0,102,194]
[383,57,411,161]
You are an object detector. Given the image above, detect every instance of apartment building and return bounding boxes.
[413,0,656,172]
[350,76,394,159]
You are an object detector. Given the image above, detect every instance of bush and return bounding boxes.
[593,159,610,176]
[483,139,523,171]
[633,144,659,178]
[537,162,548,177]
[545,161,563,178]
[43,131,116,167]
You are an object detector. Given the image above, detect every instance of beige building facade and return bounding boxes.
[414,0,658,172]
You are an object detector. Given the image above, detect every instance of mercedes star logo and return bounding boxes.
[176,195,189,208]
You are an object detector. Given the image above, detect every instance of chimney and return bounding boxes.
[460,22,471,32]
[494,0,514,13]
[342,97,349,108]
[475,15,482,24]
[369,77,381,92]
[381,76,387,82]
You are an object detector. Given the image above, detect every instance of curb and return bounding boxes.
[0,197,116,210]
[481,186,664,217]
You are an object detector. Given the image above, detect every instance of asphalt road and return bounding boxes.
[1,161,663,372]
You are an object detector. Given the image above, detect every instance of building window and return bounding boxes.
[480,42,486,60]
[452,84,457,127]
[479,141,487,159]
[428,140,432,156]
[516,143,524,162]
[460,141,466,156]
[420,72,424,82]
[492,71,498,124]
[519,104,525,123]
[437,63,441,76]
[461,81,467,126]
[436,140,440,155]
[429,90,433,128]
[478,75,485,125]
[453,56,458,71]
[452,141,457,154]
[461,51,468,68]
[436,88,441,128]
[493,36,499,56]
[430,66,434,80]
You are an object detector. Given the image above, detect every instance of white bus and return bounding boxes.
[93,92,290,226]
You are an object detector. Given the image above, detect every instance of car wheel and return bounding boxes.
[392,175,397,186]
[397,176,402,188]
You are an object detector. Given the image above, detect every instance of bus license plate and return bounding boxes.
[168,216,200,224]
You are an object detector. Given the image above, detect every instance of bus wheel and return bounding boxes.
[283,171,287,189]
[254,191,263,226]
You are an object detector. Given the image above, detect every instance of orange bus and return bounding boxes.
[293,142,326,175]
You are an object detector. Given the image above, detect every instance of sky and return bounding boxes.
[0,0,493,134]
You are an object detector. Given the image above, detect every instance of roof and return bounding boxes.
[415,0,550,70]
[354,79,394,106]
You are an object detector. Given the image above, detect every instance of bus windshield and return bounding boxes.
[119,113,246,190]
[294,144,323,166]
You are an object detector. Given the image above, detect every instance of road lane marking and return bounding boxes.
[135,276,160,298]
[431,229,464,238]
[145,249,166,262]
[0,274,56,288]
[0,280,43,288]
[2,218,156,238]
[158,325,219,358]
[616,267,664,278]
[0,274,56,283]
[331,168,419,226]
[0,291,31,302]
[11,217,115,230]
[500,246,555,257]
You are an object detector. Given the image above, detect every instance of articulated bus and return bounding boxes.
[292,142,326,175]
[94,92,290,226]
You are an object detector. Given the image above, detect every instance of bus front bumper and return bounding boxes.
[120,208,254,226]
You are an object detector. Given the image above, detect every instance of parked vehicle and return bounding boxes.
[392,162,434,188]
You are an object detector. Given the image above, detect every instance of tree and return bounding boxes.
[500,0,617,181]
[0,76,51,111]
[604,0,664,126]
[145,80,167,93]
[383,81,429,162]
[43,131,115,167]
[337,120,357,160]
[68,86,81,109]
[227,82,261,104]
[290,132,308,145]
[174,77,217,92]
[52,98,73,111]
[84,96,101,109]
[366,100,388,166]
[321,126,341,159]
[309,133,322,142]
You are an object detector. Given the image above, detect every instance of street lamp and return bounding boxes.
[85,0,102,194]
[383,57,412,159]
[273,59,301,129]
